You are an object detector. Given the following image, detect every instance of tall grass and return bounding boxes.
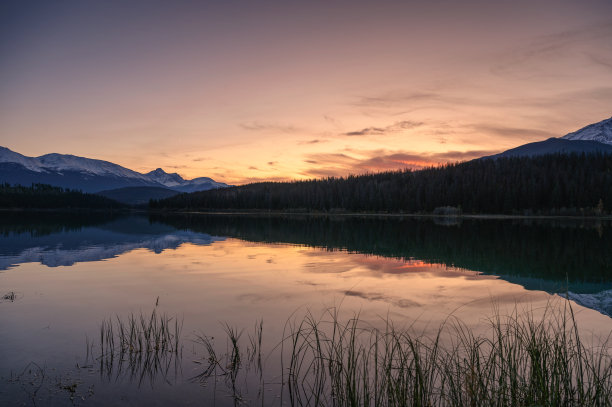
[93,302,611,405]
[192,302,612,406]
[192,320,264,404]
[279,303,612,407]
[98,309,182,385]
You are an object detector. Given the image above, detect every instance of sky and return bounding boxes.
[1,0,612,184]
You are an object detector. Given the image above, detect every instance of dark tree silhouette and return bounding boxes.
[151,153,612,215]
[0,183,124,209]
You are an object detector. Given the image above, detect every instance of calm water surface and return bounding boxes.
[1,213,611,405]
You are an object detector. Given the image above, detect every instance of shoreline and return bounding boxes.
[1,207,611,221]
[149,209,612,221]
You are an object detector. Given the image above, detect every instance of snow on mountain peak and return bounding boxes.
[0,146,228,192]
[562,116,612,145]
[0,147,45,172]
[145,168,185,187]
[36,153,151,180]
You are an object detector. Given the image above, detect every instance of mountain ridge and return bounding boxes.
[0,146,229,193]
[562,116,612,145]
[485,116,612,159]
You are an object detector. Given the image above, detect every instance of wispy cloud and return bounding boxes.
[491,22,612,77]
[343,120,424,136]
[587,53,612,71]
[353,91,440,108]
[299,139,328,145]
[344,127,386,136]
[301,148,498,178]
[471,124,557,141]
[239,121,299,133]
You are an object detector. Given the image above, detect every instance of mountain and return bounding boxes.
[485,116,612,159]
[485,137,612,159]
[97,186,180,205]
[146,168,185,187]
[145,168,228,192]
[562,116,612,145]
[0,146,229,194]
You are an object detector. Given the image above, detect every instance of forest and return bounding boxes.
[151,153,612,215]
[0,183,124,209]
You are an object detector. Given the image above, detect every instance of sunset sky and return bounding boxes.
[1,0,612,184]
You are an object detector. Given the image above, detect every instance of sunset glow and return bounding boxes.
[1,0,611,184]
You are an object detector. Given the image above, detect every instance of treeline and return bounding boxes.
[0,183,124,209]
[151,153,612,215]
[0,211,122,237]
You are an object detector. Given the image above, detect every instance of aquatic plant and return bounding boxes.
[97,309,182,385]
[192,302,612,406]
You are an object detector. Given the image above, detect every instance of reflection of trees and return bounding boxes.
[0,212,121,237]
[152,214,612,289]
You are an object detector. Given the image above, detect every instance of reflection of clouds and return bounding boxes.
[344,290,421,309]
[300,249,488,281]
[303,261,355,275]
[237,292,300,304]
[296,280,322,287]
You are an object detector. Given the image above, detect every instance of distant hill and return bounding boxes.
[97,186,180,205]
[484,138,612,159]
[0,146,229,194]
[488,116,612,158]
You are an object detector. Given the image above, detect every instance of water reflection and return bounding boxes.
[0,214,223,270]
[153,213,612,308]
[1,212,611,317]
[151,214,612,289]
[1,213,611,405]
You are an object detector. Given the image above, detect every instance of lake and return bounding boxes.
[1,213,611,406]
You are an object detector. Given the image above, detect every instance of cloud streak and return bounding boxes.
[343,120,424,136]
[491,22,612,77]
[239,121,300,133]
[301,148,498,179]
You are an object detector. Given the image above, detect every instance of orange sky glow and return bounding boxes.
[1,0,611,184]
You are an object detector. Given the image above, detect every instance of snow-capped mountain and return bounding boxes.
[484,137,612,159]
[484,116,612,159]
[145,168,228,192]
[146,168,185,187]
[562,116,612,145]
[0,146,229,193]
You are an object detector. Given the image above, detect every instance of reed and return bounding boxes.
[193,301,612,406]
[98,309,183,385]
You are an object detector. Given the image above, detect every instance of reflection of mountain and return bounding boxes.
[3,213,612,315]
[566,290,612,318]
[152,214,612,295]
[0,215,223,270]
